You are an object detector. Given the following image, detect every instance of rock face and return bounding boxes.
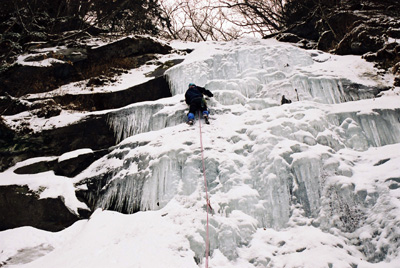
[51,75,171,111]
[0,114,115,172]
[0,149,106,232]
[276,0,400,85]
[0,36,182,231]
[11,150,108,178]
[13,159,57,175]
[54,149,109,178]
[87,37,171,62]
[0,74,172,170]
[0,36,172,98]
[0,185,84,232]
[0,36,177,172]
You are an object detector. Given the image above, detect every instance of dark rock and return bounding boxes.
[14,160,57,174]
[51,47,88,63]
[12,149,107,178]
[75,179,108,213]
[0,73,173,172]
[54,149,109,178]
[52,75,171,111]
[363,43,400,70]
[388,28,400,39]
[86,75,118,87]
[0,63,80,97]
[88,37,171,63]
[0,185,84,231]
[0,37,172,98]
[0,97,62,119]
[317,11,362,44]
[336,24,385,55]
[24,54,48,62]
[280,1,400,87]
[0,93,32,115]
[393,60,400,86]
[394,62,400,75]
[288,18,320,41]
[32,99,62,118]
[363,51,377,62]
[87,77,107,87]
[276,33,302,43]
[317,31,336,51]
[0,118,14,141]
[0,119,17,170]
[77,207,92,219]
[0,114,115,172]
[145,59,184,78]
[31,99,56,110]
[395,77,400,87]
[276,34,316,49]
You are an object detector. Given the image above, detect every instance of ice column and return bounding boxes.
[336,109,400,149]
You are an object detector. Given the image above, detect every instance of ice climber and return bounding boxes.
[185,83,213,125]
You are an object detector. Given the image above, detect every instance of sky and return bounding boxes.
[1,37,400,268]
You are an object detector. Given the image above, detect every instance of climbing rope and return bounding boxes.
[198,111,210,268]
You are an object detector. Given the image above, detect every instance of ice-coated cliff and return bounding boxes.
[1,38,400,268]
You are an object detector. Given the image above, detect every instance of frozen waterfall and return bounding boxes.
[80,39,400,267]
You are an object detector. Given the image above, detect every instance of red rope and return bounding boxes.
[198,111,210,268]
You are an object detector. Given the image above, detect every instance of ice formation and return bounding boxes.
[3,38,399,268]
[74,39,400,266]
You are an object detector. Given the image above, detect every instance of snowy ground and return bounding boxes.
[1,38,400,268]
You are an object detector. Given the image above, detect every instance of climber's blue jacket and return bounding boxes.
[185,85,213,105]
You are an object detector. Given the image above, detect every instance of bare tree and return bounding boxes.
[219,0,285,37]
[158,0,243,41]
[158,0,187,40]
[182,0,209,41]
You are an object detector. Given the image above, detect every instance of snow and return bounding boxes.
[0,209,196,267]
[16,53,65,67]
[58,149,94,163]
[4,110,89,133]
[1,37,400,268]
[0,157,88,214]
[21,52,185,99]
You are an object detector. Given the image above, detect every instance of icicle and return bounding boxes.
[106,102,186,143]
[336,110,400,149]
[165,42,378,104]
